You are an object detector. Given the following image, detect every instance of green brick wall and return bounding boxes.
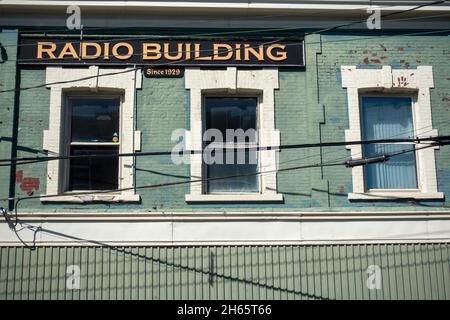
[1,244,449,300]
[315,34,450,209]
[1,32,450,212]
[0,30,18,208]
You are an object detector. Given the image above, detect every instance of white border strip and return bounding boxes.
[1,218,450,246]
[5,211,450,221]
[1,1,449,11]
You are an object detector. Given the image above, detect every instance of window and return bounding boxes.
[361,96,418,190]
[184,67,283,202]
[42,66,141,202]
[341,65,443,200]
[204,97,259,193]
[66,97,121,191]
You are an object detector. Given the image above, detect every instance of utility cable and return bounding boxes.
[0,1,448,92]
[3,0,448,49]
[1,141,445,205]
[0,135,448,166]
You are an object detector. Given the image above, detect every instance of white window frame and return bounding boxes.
[341,65,443,200]
[202,94,261,194]
[42,66,142,203]
[63,94,122,192]
[185,67,283,202]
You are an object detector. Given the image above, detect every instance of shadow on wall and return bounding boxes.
[1,213,449,300]
[0,43,8,63]
[2,220,330,300]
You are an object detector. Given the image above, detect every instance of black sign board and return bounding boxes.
[18,38,304,67]
[144,67,184,78]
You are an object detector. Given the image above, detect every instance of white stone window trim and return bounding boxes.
[341,65,443,200]
[42,66,142,203]
[184,67,283,202]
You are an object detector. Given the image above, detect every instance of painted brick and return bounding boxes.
[3,33,449,212]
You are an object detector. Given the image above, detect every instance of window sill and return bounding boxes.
[185,193,284,203]
[40,193,141,203]
[348,191,444,200]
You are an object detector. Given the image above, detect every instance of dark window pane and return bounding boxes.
[205,97,257,143]
[70,98,120,142]
[68,146,119,191]
[206,150,258,192]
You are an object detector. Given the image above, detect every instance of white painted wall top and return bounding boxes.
[2,0,449,29]
[2,0,450,11]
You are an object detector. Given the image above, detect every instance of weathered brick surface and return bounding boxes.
[317,35,450,209]
[2,32,449,212]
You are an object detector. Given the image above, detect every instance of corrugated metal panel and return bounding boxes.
[0,244,449,300]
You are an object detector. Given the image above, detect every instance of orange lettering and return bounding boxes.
[266,44,287,61]
[37,42,57,59]
[143,43,161,60]
[112,42,133,60]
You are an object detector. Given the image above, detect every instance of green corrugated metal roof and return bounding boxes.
[1,244,449,300]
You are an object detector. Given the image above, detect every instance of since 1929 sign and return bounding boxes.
[18,38,305,67]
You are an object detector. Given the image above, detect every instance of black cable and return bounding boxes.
[8,27,450,65]
[2,142,444,205]
[13,15,450,65]
[0,38,283,93]
[3,1,437,44]
[0,135,448,166]
[3,142,447,230]
[4,1,447,50]
[0,1,447,92]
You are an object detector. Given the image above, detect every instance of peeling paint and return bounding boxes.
[16,170,40,196]
[396,76,409,87]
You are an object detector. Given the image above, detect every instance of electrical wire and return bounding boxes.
[3,42,450,169]
[0,24,447,92]
[3,2,449,62]
[0,37,284,93]
[1,96,448,181]
[1,82,448,215]
[1,2,449,247]
[2,140,448,236]
[12,10,450,64]
[3,0,448,49]
[0,26,449,94]
[302,0,449,34]
[1,141,446,205]
[8,11,450,52]
[3,123,447,217]
[2,141,446,229]
[0,135,448,166]
[275,123,448,169]
[0,2,448,206]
